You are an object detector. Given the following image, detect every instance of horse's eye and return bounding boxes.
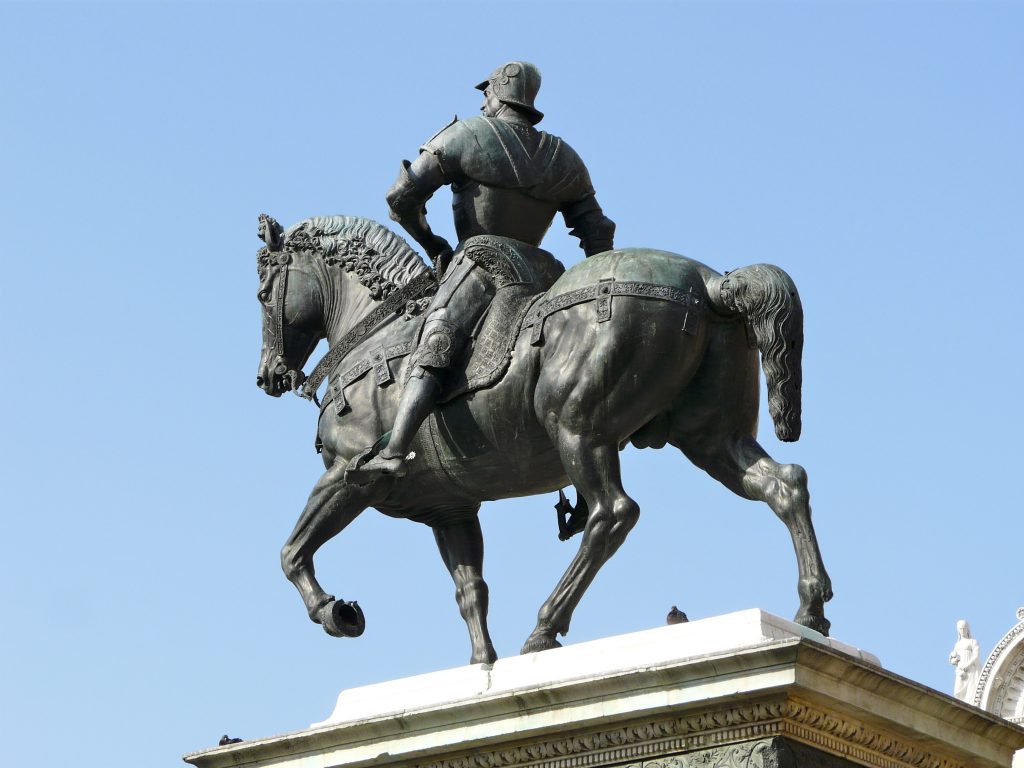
[258,289,271,303]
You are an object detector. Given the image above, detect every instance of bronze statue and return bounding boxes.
[255,211,832,663]
[349,62,615,481]
[253,63,831,664]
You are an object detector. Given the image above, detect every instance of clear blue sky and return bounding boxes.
[2,2,1022,767]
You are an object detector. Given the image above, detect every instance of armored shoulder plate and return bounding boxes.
[527,137,595,204]
[424,116,597,205]
[420,115,458,154]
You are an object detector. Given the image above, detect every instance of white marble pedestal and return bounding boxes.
[184,609,1024,768]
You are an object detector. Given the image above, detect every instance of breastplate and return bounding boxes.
[452,183,559,246]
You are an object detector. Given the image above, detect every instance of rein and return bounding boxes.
[300,271,436,404]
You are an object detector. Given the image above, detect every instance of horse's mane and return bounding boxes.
[284,215,430,300]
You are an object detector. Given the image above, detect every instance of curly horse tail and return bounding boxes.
[705,264,804,442]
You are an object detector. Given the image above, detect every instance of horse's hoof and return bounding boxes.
[318,599,366,638]
[471,645,498,665]
[795,612,831,637]
[520,634,562,655]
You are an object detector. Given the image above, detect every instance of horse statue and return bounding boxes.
[255,213,832,664]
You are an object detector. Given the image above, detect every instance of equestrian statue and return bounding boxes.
[254,62,832,664]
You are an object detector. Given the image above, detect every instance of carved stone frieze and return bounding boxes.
[639,740,772,768]
[413,699,967,768]
[625,737,858,768]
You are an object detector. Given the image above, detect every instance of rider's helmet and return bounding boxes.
[475,61,543,124]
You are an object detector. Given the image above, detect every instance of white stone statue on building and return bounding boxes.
[949,619,981,702]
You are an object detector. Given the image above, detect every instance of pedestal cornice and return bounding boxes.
[184,610,1024,768]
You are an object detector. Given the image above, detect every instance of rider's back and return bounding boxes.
[423,116,597,246]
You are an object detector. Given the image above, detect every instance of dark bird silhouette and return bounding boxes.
[219,735,243,746]
[666,606,689,625]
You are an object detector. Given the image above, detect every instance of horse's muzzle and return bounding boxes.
[257,358,305,398]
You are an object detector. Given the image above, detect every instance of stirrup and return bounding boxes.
[555,489,588,541]
[345,445,416,484]
[342,433,391,482]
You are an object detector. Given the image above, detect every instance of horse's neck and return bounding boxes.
[323,270,376,348]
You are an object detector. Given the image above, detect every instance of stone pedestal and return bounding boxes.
[184,610,1024,768]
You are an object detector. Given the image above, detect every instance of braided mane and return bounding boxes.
[283,215,430,300]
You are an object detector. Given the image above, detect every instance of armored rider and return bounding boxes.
[349,61,616,481]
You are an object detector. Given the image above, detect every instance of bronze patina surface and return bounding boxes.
[254,64,830,664]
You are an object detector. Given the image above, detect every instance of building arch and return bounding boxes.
[975,607,1024,723]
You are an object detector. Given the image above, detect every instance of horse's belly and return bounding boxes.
[412,341,566,501]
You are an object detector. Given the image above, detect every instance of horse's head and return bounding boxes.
[255,216,324,397]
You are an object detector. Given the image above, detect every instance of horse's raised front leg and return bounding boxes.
[280,461,383,638]
[432,511,497,665]
[522,437,640,654]
[682,433,833,635]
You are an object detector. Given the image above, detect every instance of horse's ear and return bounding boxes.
[259,213,285,251]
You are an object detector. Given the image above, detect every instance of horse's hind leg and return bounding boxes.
[280,462,382,637]
[522,437,640,654]
[680,433,833,635]
[523,305,698,654]
[432,511,497,665]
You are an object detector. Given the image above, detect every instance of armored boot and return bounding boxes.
[346,372,441,482]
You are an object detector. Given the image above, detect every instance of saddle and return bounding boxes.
[318,238,557,421]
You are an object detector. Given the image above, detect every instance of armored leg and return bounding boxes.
[347,370,442,481]
[348,257,494,482]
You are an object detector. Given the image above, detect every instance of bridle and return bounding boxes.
[261,251,293,379]
[262,247,436,406]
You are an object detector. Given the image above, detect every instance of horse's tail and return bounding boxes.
[704,264,804,441]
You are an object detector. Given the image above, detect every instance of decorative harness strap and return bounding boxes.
[524,279,703,345]
[327,341,414,415]
[301,272,436,403]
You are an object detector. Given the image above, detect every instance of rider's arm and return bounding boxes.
[385,152,453,261]
[561,195,616,257]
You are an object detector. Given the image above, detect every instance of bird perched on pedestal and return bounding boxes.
[666,606,688,625]
[219,735,242,746]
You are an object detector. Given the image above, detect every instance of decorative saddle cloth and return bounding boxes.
[437,285,544,404]
[318,238,558,419]
[317,289,538,423]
